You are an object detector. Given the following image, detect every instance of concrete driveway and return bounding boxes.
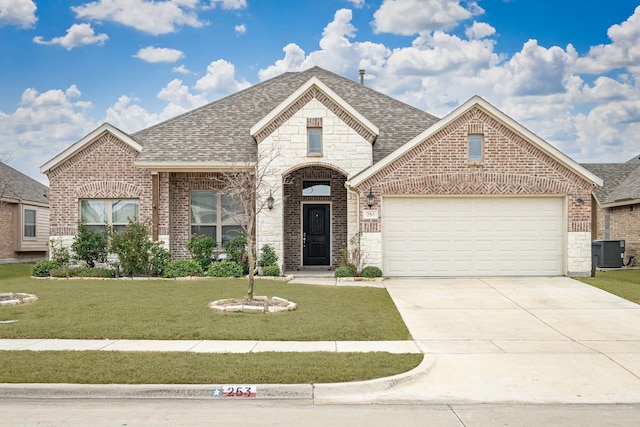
[374,277,640,403]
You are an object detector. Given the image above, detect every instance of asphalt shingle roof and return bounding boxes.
[583,157,640,205]
[132,66,439,165]
[0,162,49,205]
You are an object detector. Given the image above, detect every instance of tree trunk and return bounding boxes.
[247,237,255,300]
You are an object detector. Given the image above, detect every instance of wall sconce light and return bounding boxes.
[366,188,375,209]
[267,191,274,210]
[576,197,585,205]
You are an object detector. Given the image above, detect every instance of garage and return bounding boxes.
[382,197,565,277]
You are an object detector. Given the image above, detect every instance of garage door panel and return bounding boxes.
[383,197,564,276]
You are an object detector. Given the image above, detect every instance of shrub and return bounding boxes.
[78,267,116,278]
[163,260,203,278]
[72,221,109,268]
[110,219,155,276]
[258,244,278,268]
[49,238,70,266]
[224,236,248,273]
[208,260,244,278]
[149,244,172,276]
[334,265,355,278]
[32,260,60,277]
[186,234,216,271]
[50,267,77,278]
[361,266,383,278]
[262,264,280,277]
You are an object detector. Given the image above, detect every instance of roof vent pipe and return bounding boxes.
[359,69,365,85]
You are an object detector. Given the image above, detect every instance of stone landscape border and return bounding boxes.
[0,293,38,307]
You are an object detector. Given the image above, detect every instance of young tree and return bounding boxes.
[210,145,281,300]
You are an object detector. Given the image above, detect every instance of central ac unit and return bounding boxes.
[592,240,625,268]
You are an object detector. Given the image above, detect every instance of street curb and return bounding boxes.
[0,355,431,401]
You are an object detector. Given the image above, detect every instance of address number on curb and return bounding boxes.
[211,386,257,398]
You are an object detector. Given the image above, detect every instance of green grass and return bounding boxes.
[577,269,640,305]
[0,263,419,384]
[0,263,410,341]
[0,351,423,384]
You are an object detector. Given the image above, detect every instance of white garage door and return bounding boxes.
[382,197,564,276]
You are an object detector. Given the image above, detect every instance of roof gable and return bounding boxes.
[583,161,640,207]
[0,162,49,205]
[40,123,141,175]
[349,96,602,188]
[250,76,379,143]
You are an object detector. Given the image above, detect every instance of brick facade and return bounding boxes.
[47,133,152,239]
[282,166,347,271]
[593,203,640,264]
[355,107,593,233]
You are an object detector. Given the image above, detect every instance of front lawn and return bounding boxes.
[577,269,640,304]
[0,264,410,341]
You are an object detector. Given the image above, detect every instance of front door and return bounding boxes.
[302,204,331,266]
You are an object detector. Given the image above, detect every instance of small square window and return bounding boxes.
[468,135,483,162]
[308,128,322,155]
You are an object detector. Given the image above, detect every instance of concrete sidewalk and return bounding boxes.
[0,338,420,354]
[2,276,640,405]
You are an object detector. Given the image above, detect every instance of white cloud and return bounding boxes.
[104,95,162,133]
[465,21,495,40]
[172,64,190,74]
[206,0,247,9]
[575,6,640,77]
[235,23,246,35]
[157,79,208,114]
[0,85,98,183]
[33,23,108,50]
[257,3,640,163]
[0,0,37,28]
[373,0,483,35]
[72,0,205,35]
[133,46,184,63]
[194,59,251,98]
[346,0,365,8]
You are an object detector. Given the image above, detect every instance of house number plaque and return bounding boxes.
[211,385,257,398]
[363,209,379,220]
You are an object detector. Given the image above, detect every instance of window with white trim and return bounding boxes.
[23,209,36,238]
[80,199,139,232]
[190,191,244,246]
[468,134,483,162]
[307,127,322,155]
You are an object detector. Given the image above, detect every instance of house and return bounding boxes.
[41,67,602,277]
[583,155,640,265]
[0,162,50,263]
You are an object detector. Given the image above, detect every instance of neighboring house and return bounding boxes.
[583,155,640,265]
[41,67,602,277]
[0,162,50,263]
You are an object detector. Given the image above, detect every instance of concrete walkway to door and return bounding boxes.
[332,276,640,404]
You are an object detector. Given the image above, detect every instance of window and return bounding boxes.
[190,191,244,246]
[468,134,483,162]
[308,128,322,155]
[24,209,36,238]
[303,181,331,196]
[80,199,139,232]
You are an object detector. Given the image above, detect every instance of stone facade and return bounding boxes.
[256,96,373,272]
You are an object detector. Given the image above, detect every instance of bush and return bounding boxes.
[258,244,278,268]
[262,265,280,277]
[72,221,109,268]
[79,267,116,278]
[50,267,78,278]
[208,260,244,278]
[49,239,70,266]
[223,236,248,272]
[32,260,60,277]
[186,234,216,271]
[163,260,203,278]
[361,266,383,278]
[334,265,355,278]
[149,244,172,276]
[109,219,169,277]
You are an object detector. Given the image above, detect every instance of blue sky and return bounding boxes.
[1,0,639,184]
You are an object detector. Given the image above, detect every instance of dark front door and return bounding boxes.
[303,204,331,266]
